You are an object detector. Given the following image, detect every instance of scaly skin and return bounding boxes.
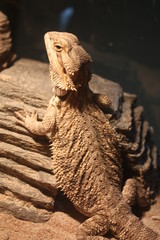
[15,32,160,240]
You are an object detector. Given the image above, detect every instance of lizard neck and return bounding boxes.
[54,63,91,108]
[76,62,91,88]
[66,75,91,107]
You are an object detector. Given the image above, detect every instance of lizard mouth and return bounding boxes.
[54,86,68,96]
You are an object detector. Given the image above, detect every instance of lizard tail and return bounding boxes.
[110,203,159,240]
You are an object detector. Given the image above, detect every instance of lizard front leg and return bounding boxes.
[87,89,111,113]
[15,100,56,135]
[93,94,111,112]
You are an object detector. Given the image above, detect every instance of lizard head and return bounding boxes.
[44,31,92,96]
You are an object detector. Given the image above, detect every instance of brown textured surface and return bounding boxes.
[0,211,78,240]
[0,11,16,71]
[0,53,159,238]
[0,196,160,240]
[13,32,159,239]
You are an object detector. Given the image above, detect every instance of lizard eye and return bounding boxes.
[54,43,62,52]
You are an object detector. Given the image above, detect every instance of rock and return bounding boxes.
[0,11,16,71]
[0,171,54,210]
[0,58,159,223]
[0,192,52,223]
[0,59,56,222]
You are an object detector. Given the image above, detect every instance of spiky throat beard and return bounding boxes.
[49,59,78,97]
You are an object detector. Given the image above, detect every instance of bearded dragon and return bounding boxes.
[15,32,160,239]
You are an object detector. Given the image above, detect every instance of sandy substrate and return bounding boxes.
[0,194,159,240]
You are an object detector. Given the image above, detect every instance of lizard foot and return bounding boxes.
[76,214,109,240]
[77,236,110,240]
[15,107,37,129]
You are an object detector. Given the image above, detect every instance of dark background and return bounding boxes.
[0,0,160,148]
[1,0,160,65]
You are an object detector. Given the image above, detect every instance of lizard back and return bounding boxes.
[51,93,123,216]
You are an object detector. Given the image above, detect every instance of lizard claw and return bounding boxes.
[15,106,30,120]
[31,109,38,120]
[15,111,26,122]
[15,111,27,128]
[24,106,30,117]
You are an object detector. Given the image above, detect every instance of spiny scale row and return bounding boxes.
[109,90,159,192]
